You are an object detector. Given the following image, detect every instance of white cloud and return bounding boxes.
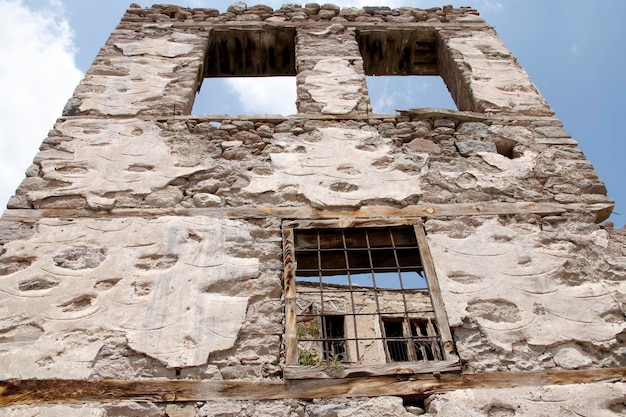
[0,0,82,209]
[226,77,297,115]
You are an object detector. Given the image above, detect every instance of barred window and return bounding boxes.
[283,220,458,378]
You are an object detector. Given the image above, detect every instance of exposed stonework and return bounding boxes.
[0,2,623,416]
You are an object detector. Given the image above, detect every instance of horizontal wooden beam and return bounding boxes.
[284,360,461,379]
[1,367,624,406]
[1,202,614,223]
[119,20,490,32]
[56,109,562,123]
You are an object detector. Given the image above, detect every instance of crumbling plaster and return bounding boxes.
[0,216,266,376]
[427,215,625,372]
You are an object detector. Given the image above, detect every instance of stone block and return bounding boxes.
[455,140,497,156]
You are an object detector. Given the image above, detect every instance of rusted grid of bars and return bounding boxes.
[294,227,443,364]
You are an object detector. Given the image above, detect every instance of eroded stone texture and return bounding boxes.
[12,115,612,210]
[3,405,107,417]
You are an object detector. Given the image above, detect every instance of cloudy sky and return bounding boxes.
[1,0,625,226]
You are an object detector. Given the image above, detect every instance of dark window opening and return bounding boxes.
[384,320,409,362]
[411,319,442,361]
[322,315,345,361]
[203,27,295,77]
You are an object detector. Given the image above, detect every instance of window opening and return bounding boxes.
[411,319,441,361]
[383,319,408,362]
[193,27,296,115]
[291,225,445,366]
[322,315,345,361]
[357,28,458,113]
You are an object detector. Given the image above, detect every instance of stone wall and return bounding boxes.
[0,2,623,416]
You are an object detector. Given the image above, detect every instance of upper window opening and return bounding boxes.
[193,27,296,115]
[284,222,456,372]
[357,27,457,112]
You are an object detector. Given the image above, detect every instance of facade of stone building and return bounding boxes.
[0,3,624,416]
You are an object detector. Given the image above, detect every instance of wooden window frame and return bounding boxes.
[282,218,459,379]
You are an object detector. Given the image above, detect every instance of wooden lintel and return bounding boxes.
[1,367,624,406]
[0,202,614,223]
[58,111,561,123]
[284,360,460,379]
[120,20,490,32]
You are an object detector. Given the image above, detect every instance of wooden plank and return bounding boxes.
[282,226,298,366]
[0,202,614,223]
[414,224,457,361]
[58,111,560,123]
[284,359,460,379]
[124,20,490,32]
[1,367,625,405]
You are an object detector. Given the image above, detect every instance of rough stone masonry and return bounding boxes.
[0,3,624,416]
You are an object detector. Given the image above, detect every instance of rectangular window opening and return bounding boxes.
[287,223,452,369]
[357,28,457,113]
[192,27,296,116]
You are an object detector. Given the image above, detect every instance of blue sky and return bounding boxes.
[2,0,625,226]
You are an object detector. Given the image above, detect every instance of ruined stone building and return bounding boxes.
[1,3,625,416]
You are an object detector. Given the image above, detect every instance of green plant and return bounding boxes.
[297,348,344,367]
[296,320,320,339]
[298,348,322,366]
[327,354,343,366]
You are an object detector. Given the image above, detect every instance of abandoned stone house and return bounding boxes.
[0,2,624,416]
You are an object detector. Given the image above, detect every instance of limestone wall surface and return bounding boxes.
[0,2,623,416]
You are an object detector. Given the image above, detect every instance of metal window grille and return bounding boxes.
[294,226,443,365]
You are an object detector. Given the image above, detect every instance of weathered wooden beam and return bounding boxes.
[284,359,460,379]
[57,109,563,123]
[282,226,298,366]
[1,367,624,406]
[414,224,457,360]
[1,202,614,223]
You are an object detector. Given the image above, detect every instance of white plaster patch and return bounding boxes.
[305,58,363,114]
[0,216,257,376]
[446,31,552,115]
[428,218,624,351]
[438,150,536,188]
[552,344,594,369]
[79,59,176,115]
[29,119,198,205]
[115,36,197,58]
[427,382,626,417]
[245,127,423,207]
